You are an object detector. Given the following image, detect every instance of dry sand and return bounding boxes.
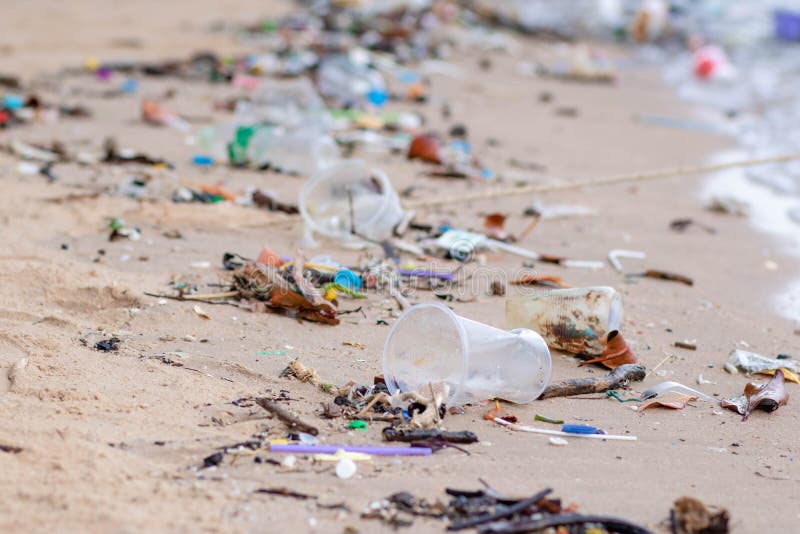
[1,1,799,532]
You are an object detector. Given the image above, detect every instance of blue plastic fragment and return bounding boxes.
[119,79,139,94]
[334,268,362,289]
[192,155,214,167]
[561,424,601,435]
[2,94,24,110]
[367,89,388,107]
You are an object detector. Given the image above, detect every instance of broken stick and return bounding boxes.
[539,364,646,400]
[382,427,479,444]
[255,398,319,436]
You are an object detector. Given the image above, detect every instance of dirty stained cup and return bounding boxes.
[299,160,404,242]
[382,303,552,405]
[505,286,623,356]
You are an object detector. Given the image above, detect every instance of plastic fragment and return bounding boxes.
[336,457,357,479]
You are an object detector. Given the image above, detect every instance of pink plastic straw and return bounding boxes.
[269,444,432,456]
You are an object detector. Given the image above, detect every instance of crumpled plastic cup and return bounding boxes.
[505,286,623,356]
[382,303,552,405]
[299,160,404,242]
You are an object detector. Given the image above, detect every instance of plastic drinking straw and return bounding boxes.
[491,418,637,441]
[269,444,432,456]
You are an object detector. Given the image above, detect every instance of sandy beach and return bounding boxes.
[1,1,799,532]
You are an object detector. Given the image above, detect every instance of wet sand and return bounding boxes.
[1,1,799,532]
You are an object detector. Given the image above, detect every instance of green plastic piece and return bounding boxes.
[534,414,564,425]
[348,420,367,430]
[323,282,367,299]
[605,390,641,403]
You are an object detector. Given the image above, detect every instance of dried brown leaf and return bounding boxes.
[640,394,697,411]
[407,135,442,164]
[579,330,637,369]
[721,369,789,421]
[671,496,730,534]
[483,213,512,241]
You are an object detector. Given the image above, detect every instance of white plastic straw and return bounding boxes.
[492,418,638,441]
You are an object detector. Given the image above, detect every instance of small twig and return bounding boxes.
[255,398,319,436]
[539,364,646,399]
[349,414,402,422]
[355,392,389,419]
[383,427,478,444]
[144,291,240,305]
[515,215,541,241]
[646,352,673,379]
[254,487,317,500]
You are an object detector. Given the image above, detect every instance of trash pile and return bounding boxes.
[6,0,800,531]
[363,484,652,532]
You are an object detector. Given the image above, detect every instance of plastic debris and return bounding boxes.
[383,302,551,405]
[641,381,716,402]
[506,286,623,356]
[726,349,800,375]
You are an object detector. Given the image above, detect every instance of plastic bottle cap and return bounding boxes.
[2,94,24,111]
[367,89,388,107]
[334,269,362,290]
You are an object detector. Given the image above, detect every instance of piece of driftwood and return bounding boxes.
[539,364,646,400]
[255,398,319,436]
[383,427,479,444]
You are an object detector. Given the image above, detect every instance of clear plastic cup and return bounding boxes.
[299,160,404,242]
[382,303,552,405]
[505,286,622,356]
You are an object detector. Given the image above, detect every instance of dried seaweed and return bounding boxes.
[721,369,789,421]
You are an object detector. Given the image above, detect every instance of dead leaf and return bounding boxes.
[721,369,789,421]
[483,213,513,242]
[510,274,571,288]
[579,330,637,369]
[640,394,697,411]
[757,368,800,384]
[232,261,339,325]
[193,305,211,320]
[483,400,518,423]
[407,135,442,164]
[671,496,730,534]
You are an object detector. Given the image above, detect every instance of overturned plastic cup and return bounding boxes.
[299,160,404,242]
[382,303,551,405]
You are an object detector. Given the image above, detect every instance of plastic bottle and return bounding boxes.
[383,302,552,405]
[317,50,387,108]
[246,126,338,175]
[505,286,623,356]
